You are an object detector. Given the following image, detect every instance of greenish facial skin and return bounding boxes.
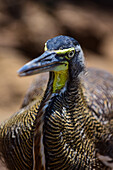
[44,46,75,93]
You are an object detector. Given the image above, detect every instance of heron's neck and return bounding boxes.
[41,71,84,108]
[43,71,83,102]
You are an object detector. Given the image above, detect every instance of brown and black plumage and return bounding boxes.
[0,35,113,169]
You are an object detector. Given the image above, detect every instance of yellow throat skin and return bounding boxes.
[52,70,69,93]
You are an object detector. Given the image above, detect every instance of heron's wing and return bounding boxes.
[0,100,41,170]
[0,76,46,170]
[82,68,113,132]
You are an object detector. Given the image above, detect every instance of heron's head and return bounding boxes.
[18,35,85,79]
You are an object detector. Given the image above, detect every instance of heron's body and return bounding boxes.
[0,35,113,169]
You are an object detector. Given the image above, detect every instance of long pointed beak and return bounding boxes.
[18,51,61,77]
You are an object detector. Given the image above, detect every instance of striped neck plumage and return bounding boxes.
[64,76,86,110]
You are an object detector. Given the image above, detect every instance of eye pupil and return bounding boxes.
[70,52,73,56]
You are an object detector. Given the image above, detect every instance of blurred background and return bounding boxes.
[0,0,113,123]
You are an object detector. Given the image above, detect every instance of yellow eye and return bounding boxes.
[68,50,75,58]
